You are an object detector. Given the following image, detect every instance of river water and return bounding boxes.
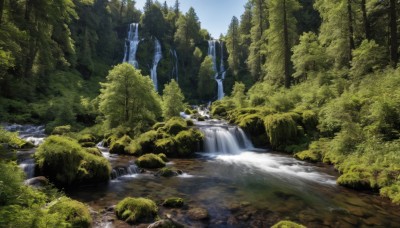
[68,121,400,227]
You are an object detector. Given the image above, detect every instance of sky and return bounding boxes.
[135,0,248,38]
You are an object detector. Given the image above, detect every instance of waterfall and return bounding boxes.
[200,126,254,154]
[170,49,179,81]
[207,40,225,100]
[111,163,140,180]
[123,23,140,68]
[150,39,162,91]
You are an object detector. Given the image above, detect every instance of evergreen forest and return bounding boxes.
[1,0,400,227]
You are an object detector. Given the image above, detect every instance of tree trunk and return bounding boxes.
[0,0,4,25]
[361,0,370,39]
[283,0,291,88]
[389,0,398,67]
[347,0,355,63]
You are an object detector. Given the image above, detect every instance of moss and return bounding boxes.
[294,150,321,163]
[302,110,318,133]
[162,197,184,208]
[184,108,193,115]
[84,147,102,157]
[48,197,92,228]
[0,128,33,149]
[78,134,96,143]
[115,197,158,224]
[154,137,176,155]
[337,168,373,190]
[135,153,166,169]
[80,142,96,148]
[186,119,194,126]
[51,125,72,135]
[155,167,181,177]
[109,135,132,154]
[271,220,306,228]
[380,183,400,204]
[35,135,111,187]
[158,153,168,162]
[174,129,203,157]
[152,122,165,131]
[162,117,187,135]
[264,113,299,148]
[211,103,228,117]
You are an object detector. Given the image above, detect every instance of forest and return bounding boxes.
[1,0,400,227]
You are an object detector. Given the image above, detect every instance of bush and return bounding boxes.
[162,197,184,208]
[109,135,132,154]
[301,110,318,133]
[48,197,92,228]
[135,153,166,169]
[35,136,111,187]
[115,197,158,224]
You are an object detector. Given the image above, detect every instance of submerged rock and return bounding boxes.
[162,197,184,208]
[155,167,182,177]
[25,176,49,188]
[147,218,185,228]
[188,207,209,220]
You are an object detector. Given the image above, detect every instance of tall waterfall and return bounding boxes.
[207,40,225,100]
[170,49,179,81]
[150,39,162,91]
[200,125,253,154]
[123,23,140,68]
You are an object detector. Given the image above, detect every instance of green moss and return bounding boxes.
[162,117,187,135]
[48,197,92,228]
[115,197,158,224]
[51,125,72,135]
[337,167,373,190]
[158,153,168,162]
[184,108,193,115]
[152,122,165,131]
[35,135,111,187]
[0,128,33,149]
[174,129,203,157]
[162,197,184,208]
[381,183,400,204]
[154,137,176,155]
[155,167,180,177]
[80,142,96,148]
[271,220,306,228]
[301,110,318,133]
[264,113,299,148]
[78,134,96,143]
[294,150,321,163]
[109,135,132,154]
[135,153,166,169]
[84,147,102,157]
[186,119,194,126]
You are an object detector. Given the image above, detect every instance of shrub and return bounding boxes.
[301,110,318,133]
[35,136,111,187]
[48,197,92,228]
[115,197,158,224]
[135,153,166,169]
[162,197,184,208]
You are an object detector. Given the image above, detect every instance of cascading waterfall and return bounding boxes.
[170,49,179,81]
[207,40,225,100]
[123,23,140,68]
[200,125,253,154]
[150,39,162,91]
[111,163,141,180]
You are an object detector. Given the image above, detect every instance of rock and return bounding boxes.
[155,167,180,177]
[162,197,184,208]
[147,218,185,228]
[25,176,49,188]
[188,207,209,220]
[115,197,158,224]
[227,216,238,226]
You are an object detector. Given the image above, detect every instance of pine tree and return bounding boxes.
[226,16,241,78]
[162,79,185,119]
[198,56,216,101]
[265,0,301,88]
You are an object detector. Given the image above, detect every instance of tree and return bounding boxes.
[350,39,386,78]
[231,82,247,108]
[389,0,398,66]
[162,79,185,119]
[265,0,301,88]
[99,63,162,132]
[247,0,268,81]
[226,16,240,78]
[198,56,215,101]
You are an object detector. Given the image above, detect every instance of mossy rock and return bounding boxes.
[78,134,96,143]
[380,183,400,204]
[337,170,372,190]
[135,153,166,169]
[80,142,96,148]
[152,122,165,131]
[154,137,177,155]
[184,108,193,115]
[186,119,194,126]
[48,197,92,228]
[35,135,111,187]
[115,197,158,224]
[51,125,72,135]
[155,167,181,177]
[158,153,168,162]
[174,129,203,157]
[110,135,132,154]
[0,128,34,149]
[162,117,187,135]
[211,104,227,117]
[271,220,306,228]
[162,197,184,208]
[264,113,299,148]
[84,147,103,157]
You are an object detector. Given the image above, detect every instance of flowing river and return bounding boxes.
[5,121,400,227]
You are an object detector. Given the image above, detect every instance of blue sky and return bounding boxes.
[135,0,248,38]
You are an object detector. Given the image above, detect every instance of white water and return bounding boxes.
[123,23,140,68]
[170,49,179,81]
[208,40,224,100]
[150,39,162,91]
[3,124,46,179]
[111,163,140,180]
